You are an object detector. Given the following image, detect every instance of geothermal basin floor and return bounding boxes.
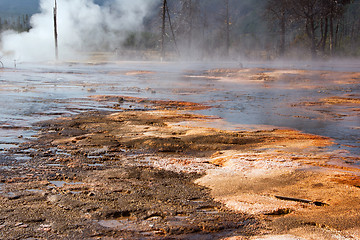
[0,62,360,239]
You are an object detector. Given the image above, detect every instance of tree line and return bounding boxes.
[265,0,360,58]
[1,1,358,59]
[0,15,31,33]
[151,0,360,59]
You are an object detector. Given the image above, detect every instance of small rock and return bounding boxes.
[39,224,52,228]
[37,224,52,232]
[47,194,62,203]
[87,192,95,196]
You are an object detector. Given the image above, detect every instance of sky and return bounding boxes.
[0,0,40,16]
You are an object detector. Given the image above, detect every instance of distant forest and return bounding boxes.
[156,0,360,59]
[1,0,359,60]
[0,15,31,33]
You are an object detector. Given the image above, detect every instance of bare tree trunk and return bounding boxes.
[53,0,58,60]
[188,0,193,56]
[279,12,286,56]
[165,2,179,57]
[354,18,360,44]
[306,18,317,59]
[201,9,209,59]
[350,20,355,50]
[225,0,230,57]
[329,13,334,55]
[161,0,167,59]
[321,17,328,53]
[335,21,339,51]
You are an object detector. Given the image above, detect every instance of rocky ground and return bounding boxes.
[0,68,360,239]
[0,97,265,240]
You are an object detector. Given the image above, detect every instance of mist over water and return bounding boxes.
[0,0,157,62]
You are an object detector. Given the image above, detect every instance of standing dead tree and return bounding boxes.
[161,0,167,58]
[265,0,290,57]
[53,0,58,60]
[161,0,179,59]
[225,0,230,57]
[186,0,193,54]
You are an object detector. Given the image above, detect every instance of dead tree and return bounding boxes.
[187,0,193,53]
[161,0,179,59]
[265,0,290,57]
[53,0,58,60]
[225,0,230,57]
[161,0,167,58]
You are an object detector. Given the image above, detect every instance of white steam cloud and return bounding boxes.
[1,0,157,62]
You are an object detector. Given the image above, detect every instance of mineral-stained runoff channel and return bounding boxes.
[0,61,359,239]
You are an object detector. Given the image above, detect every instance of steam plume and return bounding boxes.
[0,0,157,62]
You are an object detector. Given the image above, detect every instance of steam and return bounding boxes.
[0,0,157,62]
